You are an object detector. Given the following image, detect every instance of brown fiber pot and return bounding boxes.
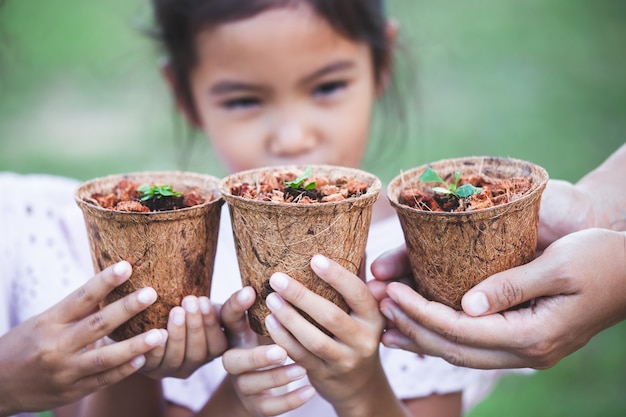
[388,156,548,310]
[75,171,223,341]
[220,165,381,336]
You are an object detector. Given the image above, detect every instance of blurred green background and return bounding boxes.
[1,0,624,416]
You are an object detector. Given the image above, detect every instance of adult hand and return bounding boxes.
[0,261,166,416]
[375,228,626,369]
[536,179,596,250]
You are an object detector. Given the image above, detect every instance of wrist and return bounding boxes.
[330,364,407,417]
[576,163,626,232]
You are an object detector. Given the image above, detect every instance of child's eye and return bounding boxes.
[313,81,347,98]
[223,97,261,110]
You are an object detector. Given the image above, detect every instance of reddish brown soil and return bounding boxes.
[91,179,208,212]
[399,175,532,212]
[229,171,369,204]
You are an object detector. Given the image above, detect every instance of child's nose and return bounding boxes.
[268,119,317,157]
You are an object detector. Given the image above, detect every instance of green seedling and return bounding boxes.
[419,167,482,198]
[284,166,316,190]
[137,184,182,201]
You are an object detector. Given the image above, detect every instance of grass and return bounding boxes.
[1,1,624,416]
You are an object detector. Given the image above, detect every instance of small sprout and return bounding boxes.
[285,166,316,190]
[419,167,482,198]
[137,184,182,201]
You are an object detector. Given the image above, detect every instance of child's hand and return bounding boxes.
[0,261,166,415]
[265,255,397,416]
[140,295,228,379]
[220,287,316,417]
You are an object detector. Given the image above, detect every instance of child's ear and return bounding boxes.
[160,59,202,128]
[377,18,399,97]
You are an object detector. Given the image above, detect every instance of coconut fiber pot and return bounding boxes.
[220,165,381,336]
[388,156,549,310]
[75,171,223,341]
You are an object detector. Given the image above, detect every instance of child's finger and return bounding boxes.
[268,272,356,341]
[158,306,187,373]
[264,312,318,368]
[67,285,158,352]
[222,344,287,375]
[180,296,209,366]
[310,255,379,318]
[253,385,317,417]
[54,261,133,323]
[236,363,307,395]
[75,328,166,379]
[221,287,257,348]
[142,329,168,370]
[199,297,228,359]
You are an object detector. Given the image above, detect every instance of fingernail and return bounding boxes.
[266,345,286,362]
[137,287,157,305]
[286,364,306,379]
[266,293,283,311]
[113,261,131,276]
[270,273,288,291]
[131,355,146,368]
[464,291,489,316]
[199,297,211,315]
[145,329,163,346]
[237,287,254,304]
[266,313,279,330]
[380,307,394,322]
[182,296,199,313]
[299,386,317,401]
[311,254,330,270]
[172,307,185,326]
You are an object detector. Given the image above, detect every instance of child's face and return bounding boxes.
[187,6,378,173]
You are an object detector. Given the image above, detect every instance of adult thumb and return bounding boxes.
[461,256,553,316]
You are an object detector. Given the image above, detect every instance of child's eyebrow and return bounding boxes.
[301,60,356,84]
[210,81,267,95]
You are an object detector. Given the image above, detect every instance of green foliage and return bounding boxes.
[419,167,483,198]
[137,184,182,201]
[284,166,316,190]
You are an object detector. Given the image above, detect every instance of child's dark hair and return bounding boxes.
[151,0,393,122]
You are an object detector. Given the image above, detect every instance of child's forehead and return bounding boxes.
[193,6,360,63]
[190,6,371,82]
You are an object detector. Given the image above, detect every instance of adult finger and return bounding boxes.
[370,245,412,282]
[461,250,567,316]
[385,282,530,350]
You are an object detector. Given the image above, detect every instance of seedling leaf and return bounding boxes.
[285,166,316,190]
[455,184,483,198]
[137,184,182,201]
[419,167,446,184]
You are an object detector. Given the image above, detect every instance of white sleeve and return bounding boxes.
[0,173,93,327]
